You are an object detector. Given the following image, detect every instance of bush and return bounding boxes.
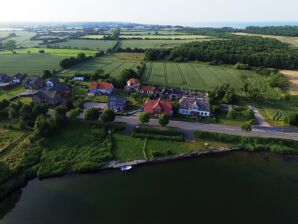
[84,108,99,121]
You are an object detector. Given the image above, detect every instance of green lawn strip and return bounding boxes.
[0,86,25,101]
[112,133,145,162]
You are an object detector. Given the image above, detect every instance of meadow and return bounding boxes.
[0,85,25,101]
[1,31,41,47]
[46,39,116,50]
[84,34,212,40]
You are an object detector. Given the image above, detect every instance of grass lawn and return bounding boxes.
[112,133,145,162]
[0,85,25,101]
[214,111,247,126]
[86,95,108,103]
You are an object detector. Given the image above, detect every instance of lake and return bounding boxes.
[0,152,298,224]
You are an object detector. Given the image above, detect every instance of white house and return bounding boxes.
[179,96,211,117]
[46,78,59,87]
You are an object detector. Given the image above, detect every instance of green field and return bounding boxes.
[119,39,196,49]
[2,31,41,47]
[0,54,64,74]
[0,85,25,101]
[58,53,143,77]
[46,39,116,50]
[0,48,97,57]
[142,62,246,92]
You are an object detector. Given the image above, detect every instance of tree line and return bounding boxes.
[243,26,298,37]
[144,36,298,69]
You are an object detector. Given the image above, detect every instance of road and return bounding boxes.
[116,113,298,141]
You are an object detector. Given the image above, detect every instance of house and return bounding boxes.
[126,78,140,91]
[23,76,44,89]
[46,78,59,87]
[138,85,155,95]
[32,84,72,106]
[108,96,126,112]
[178,96,211,117]
[11,74,22,84]
[144,98,173,117]
[73,77,85,81]
[0,74,12,89]
[89,81,114,95]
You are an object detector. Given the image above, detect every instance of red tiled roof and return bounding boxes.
[144,98,173,116]
[127,78,140,85]
[90,82,113,90]
[139,85,155,92]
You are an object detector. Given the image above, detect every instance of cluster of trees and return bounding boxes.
[243,26,298,37]
[227,106,255,121]
[139,112,169,127]
[2,40,17,52]
[209,84,236,106]
[30,105,67,142]
[177,27,237,38]
[59,53,93,69]
[145,36,298,69]
[117,47,145,53]
[267,73,288,88]
[284,112,298,126]
[84,108,115,123]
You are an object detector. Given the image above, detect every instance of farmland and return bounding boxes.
[119,39,195,49]
[84,34,212,40]
[58,53,143,78]
[0,54,64,75]
[46,39,116,50]
[1,31,41,47]
[142,62,245,92]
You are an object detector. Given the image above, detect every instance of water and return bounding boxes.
[0,152,298,224]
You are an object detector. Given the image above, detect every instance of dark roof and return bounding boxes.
[46,83,71,92]
[179,97,210,112]
[48,78,60,84]
[0,74,10,82]
[108,96,126,107]
[34,89,59,100]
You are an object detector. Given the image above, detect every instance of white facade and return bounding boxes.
[74,77,85,81]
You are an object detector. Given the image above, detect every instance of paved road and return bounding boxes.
[116,113,298,140]
[250,106,271,127]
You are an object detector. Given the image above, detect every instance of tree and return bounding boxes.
[139,112,150,125]
[3,40,16,52]
[284,112,298,126]
[84,108,99,121]
[17,116,26,130]
[101,109,115,123]
[117,69,138,88]
[42,70,52,79]
[227,109,237,119]
[241,122,252,132]
[159,114,169,127]
[8,106,18,120]
[242,108,255,121]
[32,103,49,118]
[111,28,121,40]
[69,108,81,119]
[30,115,51,141]
[20,104,33,121]
[50,105,67,128]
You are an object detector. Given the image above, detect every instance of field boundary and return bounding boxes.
[176,63,187,85]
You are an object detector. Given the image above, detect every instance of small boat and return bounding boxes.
[120,165,132,172]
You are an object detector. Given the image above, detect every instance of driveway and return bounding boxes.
[250,106,271,127]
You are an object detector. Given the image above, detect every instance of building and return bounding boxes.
[108,96,126,112]
[46,78,59,87]
[0,73,22,89]
[178,96,211,117]
[126,78,140,91]
[23,76,44,89]
[144,98,173,117]
[73,77,85,81]
[138,85,155,95]
[0,74,11,83]
[89,82,114,95]
[32,84,72,106]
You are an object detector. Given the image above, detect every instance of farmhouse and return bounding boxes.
[89,81,114,95]
[108,96,126,112]
[138,85,155,95]
[32,84,72,106]
[126,78,140,91]
[0,73,22,89]
[46,78,60,87]
[23,76,44,89]
[144,98,173,117]
[178,96,211,117]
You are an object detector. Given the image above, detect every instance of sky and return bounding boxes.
[0,0,298,26]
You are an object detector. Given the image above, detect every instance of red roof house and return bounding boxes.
[138,85,155,95]
[144,98,173,117]
[127,78,141,91]
[89,82,114,95]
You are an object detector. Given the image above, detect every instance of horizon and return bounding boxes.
[1,0,298,27]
